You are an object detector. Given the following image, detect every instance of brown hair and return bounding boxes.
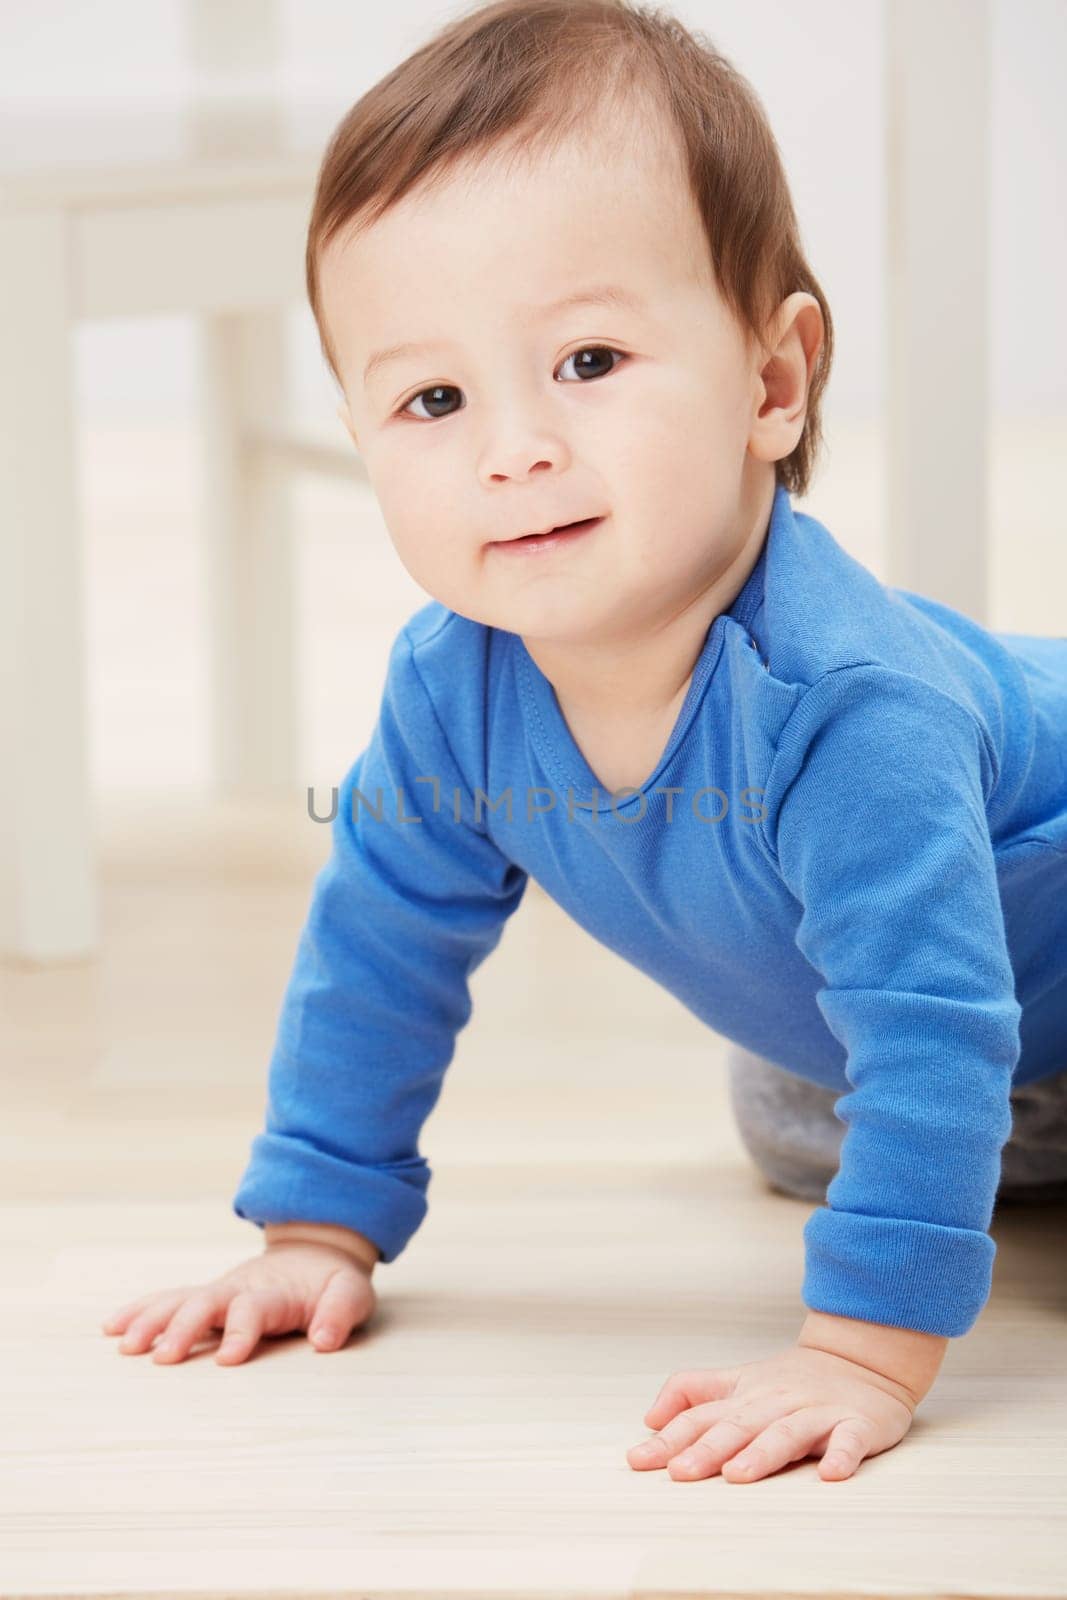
[305,0,834,498]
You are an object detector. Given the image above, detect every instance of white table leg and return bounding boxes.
[0,209,97,964]
[198,308,299,795]
[885,0,990,621]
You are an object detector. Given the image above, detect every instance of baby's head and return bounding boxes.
[307,0,832,647]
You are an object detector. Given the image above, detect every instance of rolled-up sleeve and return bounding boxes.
[232,626,529,1262]
[766,665,1021,1336]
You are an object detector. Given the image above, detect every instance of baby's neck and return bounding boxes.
[553,677,693,797]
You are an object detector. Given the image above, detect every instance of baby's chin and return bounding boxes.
[397,542,628,638]
[411,577,567,627]
[473,591,633,649]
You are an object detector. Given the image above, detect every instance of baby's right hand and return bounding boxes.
[100,1238,377,1365]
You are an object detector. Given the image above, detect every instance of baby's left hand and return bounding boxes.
[627,1343,917,1484]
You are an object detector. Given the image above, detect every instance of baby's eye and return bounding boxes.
[557,345,627,384]
[395,345,628,422]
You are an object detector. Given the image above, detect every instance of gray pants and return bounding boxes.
[726,1044,1067,1206]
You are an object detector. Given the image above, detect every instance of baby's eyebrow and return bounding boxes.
[362,282,645,387]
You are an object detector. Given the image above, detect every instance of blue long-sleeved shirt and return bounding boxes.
[233,481,1067,1338]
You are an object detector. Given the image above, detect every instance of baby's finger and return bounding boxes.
[723,1405,844,1483]
[102,1289,187,1335]
[116,1292,191,1354]
[215,1292,267,1364]
[308,1267,373,1351]
[102,1301,145,1334]
[818,1414,878,1481]
[151,1290,224,1363]
[644,1367,738,1427]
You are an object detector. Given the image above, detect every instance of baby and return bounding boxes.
[101,0,1067,1485]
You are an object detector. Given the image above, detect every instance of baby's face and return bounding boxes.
[321,111,771,647]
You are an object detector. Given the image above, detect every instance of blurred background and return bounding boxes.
[1,0,1065,1200]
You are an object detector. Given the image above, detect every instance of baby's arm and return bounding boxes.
[770,665,1020,1341]
[231,623,529,1267]
[629,668,1018,1484]
[797,1309,949,1403]
[264,1220,381,1273]
[106,623,528,1365]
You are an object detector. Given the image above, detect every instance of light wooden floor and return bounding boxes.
[2,419,1066,1597]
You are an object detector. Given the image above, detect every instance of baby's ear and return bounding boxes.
[336,401,359,449]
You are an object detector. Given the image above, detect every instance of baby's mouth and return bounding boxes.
[493,516,605,551]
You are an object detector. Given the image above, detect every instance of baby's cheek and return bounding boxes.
[391,522,479,613]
